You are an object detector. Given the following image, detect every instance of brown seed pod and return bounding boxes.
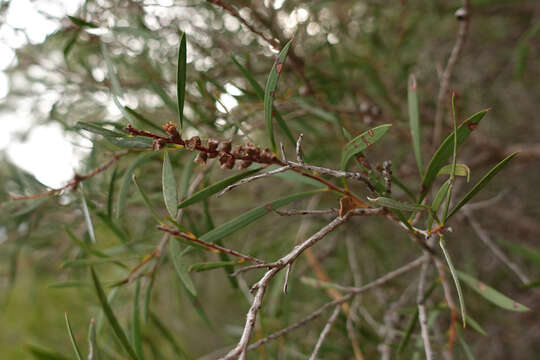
[219,140,232,153]
[238,160,252,169]
[185,136,201,151]
[152,138,166,151]
[162,121,180,141]
[207,138,219,152]
[194,152,207,165]
[231,145,243,157]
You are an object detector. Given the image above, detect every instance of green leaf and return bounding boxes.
[264,39,294,152]
[65,313,83,360]
[438,163,470,182]
[124,106,165,133]
[341,124,392,170]
[180,152,197,198]
[48,281,88,288]
[367,196,428,212]
[117,152,157,219]
[457,271,529,312]
[150,313,188,359]
[421,109,489,199]
[440,238,466,327]
[88,319,101,360]
[408,74,423,176]
[163,152,179,219]
[132,280,144,360]
[105,136,153,149]
[168,239,197,296]
[26,344,71,360]
[457,328,477,360]
[188,261,238,272]
[232,56,295,146]
[76,121,126,138]
[464,314,487,336]
[497,238,540,265]
[90,267,140,360]
[441,94,459,222]
[178,167,261,208]
[199,189,324,244]
[133,175,162,224]
[68,15,99,28]
[427,179,450,229]
[107,166,119,218]
[447,152,518,220]
[177,33,187,129]
[81,187,96,244]
[64,29,81,62]
[101,42,136,125]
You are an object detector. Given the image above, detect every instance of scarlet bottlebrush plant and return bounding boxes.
[2,3,536,360]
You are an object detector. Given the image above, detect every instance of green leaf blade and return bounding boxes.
[421,109,489,198]
[341,124,392,170]
[199,189,324,244]
[64,313,83,360]
[367,196,427,212]
[163,152,179,219]
[457,270,530,312]
[408,74,423,176]
[178,167,262,209]
[90,267,139,360]
[168,239,197,296]
[264,39,294,153]
[177,33,187,129]
[447,152,518,220]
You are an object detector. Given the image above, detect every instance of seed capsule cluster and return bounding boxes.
[158,122,279,169]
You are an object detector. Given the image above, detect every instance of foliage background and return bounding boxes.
[0,0,539,359]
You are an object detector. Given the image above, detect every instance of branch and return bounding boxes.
[417,257,433,360]
[432,1,471,145]
[9,150,130,201]
[309,305,341,360]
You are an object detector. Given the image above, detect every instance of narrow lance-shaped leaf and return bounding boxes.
[341,124,392,170]
[150,314,188,359]
[26,344,71,360]
[264,39,294,153]
[90,267,140,360]
[133,175,162,224]
[81,186,96,244]
[232,55,295,146]
[168,238,196,296]
[440,237,466,327]
[64,313,83,360]
[438,163,470,182]
[178,167,261,209]
[199,189,325,244]
[421,109,489,200]
[132,280,144,360]
[188,261,239,272]
[88,319,101,360]
[447,152,518,220]
[117,152,157,219]
[177,33,187,129]
[367,196,428,212]
[408,74,423,176]
[497,237,540,265]
[100,42,136,125]
[163,151,179,219]
[442,93,459,221]
[426,180,450,229]
[68,15,99,28]
[457,271,530,312]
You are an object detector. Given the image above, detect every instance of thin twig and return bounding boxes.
[464,209,530,284]
[432,1,471,145]
[274,208,339,216]
[309,305,341,360]
[417,257,433,360]
[217,165,290,197]
[156,226,265,265]
[245,256,425,353]
[9,150,131,201]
